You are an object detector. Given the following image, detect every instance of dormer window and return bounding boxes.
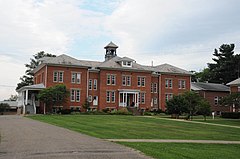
[122,61,132,67]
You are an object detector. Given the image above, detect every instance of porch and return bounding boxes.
[118,89,140,108]
[17,84,45,114]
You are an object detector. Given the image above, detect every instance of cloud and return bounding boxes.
[105,0,240,70]
[0,0,109,100]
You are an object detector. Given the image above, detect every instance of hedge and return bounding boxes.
[221,112,240,119]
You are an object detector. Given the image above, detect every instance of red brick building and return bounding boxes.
[191,82,231,114]
[17,42,191,114]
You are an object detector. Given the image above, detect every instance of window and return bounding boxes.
[59,72,63,82]
[71,72,81,84]
[122,61,132,67]
[76,90,80,102]
[151,83,153,93]
[70,89,80,102]
[111,75,116,85]
[165,79,172,88]
[141,93,145,104]
[71,89,75,101]
[111,91,115,103]
[137,77,141,86]
[106,91,110,103]
[154,83,157,93]
[122,76,126,86]
[122,75,131,86]
[88,95,92,102]
[107,74,116,85]
[179,80,186,89]
[214,96,218,105]
[89,79,92,90]
[53,71,64,82]
[141,77,145,87]
[138,77,145,87]
[93,79,97,90]
[106,91,115,103]
[165,93,173,101]
[126,76,131,86]
[107,74,111,85]
[154,98,158,105]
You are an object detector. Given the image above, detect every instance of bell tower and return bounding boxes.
[104,41,118,61]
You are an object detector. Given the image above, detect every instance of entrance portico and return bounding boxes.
[118,89,140,107]
[17,84,45,114]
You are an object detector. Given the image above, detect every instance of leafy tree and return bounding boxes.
[182,91,202,120]
[37,84,68,114]
[4,94,18,101]
[166,95,187,118]
[220,93,240,112]
[0,103,10,115]
[166,91,211,120]
[208,44,240,84]
[16,51,56,90]
[191,68,211,82]
[197,100,211,121]
[82,98,90,111]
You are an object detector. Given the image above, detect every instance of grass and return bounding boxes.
[193,118,240,127]
[119,142,240,159]
[28,115,240,141]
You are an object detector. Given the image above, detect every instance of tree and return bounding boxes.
[82,98,90,111]
[191,68,211,82]
[182,91,202,120]
[37,84,68,114]
[220,93,240,112]
[0,103,10,115]
[208,44,240,84]
[197,100,211,121]
[166,95,187,118]
[166,91,211,120]
[4,94,18,101]
[16,51,56,90]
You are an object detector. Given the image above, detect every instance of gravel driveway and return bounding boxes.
[0,115,151,159]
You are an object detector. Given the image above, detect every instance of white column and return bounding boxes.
[25,90,28,105]
[134,93,137,107]
[123,93,125,107]
[125,93,128,107]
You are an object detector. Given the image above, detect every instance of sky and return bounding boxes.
[0,0,240,101]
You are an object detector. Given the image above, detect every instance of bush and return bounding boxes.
[80,111,108,115]
[60,109,72,115]
[110,109,132,115]
[102,108,110,113]
[144,111,153,116]
[221,112,240,119]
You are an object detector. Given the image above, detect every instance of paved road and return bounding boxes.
[0,115,151,159]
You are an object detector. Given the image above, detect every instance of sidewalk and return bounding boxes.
[107,139,240,144]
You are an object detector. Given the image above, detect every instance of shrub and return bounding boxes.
[221,112,240,119]
[60,109,72,115]
[144,111,153,116]
[110,109,132,115]
[102,108,110,113]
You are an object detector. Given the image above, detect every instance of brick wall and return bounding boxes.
[198,90,231,112]
[159,74,191,110]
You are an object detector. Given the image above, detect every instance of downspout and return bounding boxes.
[159,74,161,110]
[45,65,48,87]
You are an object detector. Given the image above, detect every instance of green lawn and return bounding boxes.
[28,115,240,141]
[119,142,240,159]
[193,118,240,127]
